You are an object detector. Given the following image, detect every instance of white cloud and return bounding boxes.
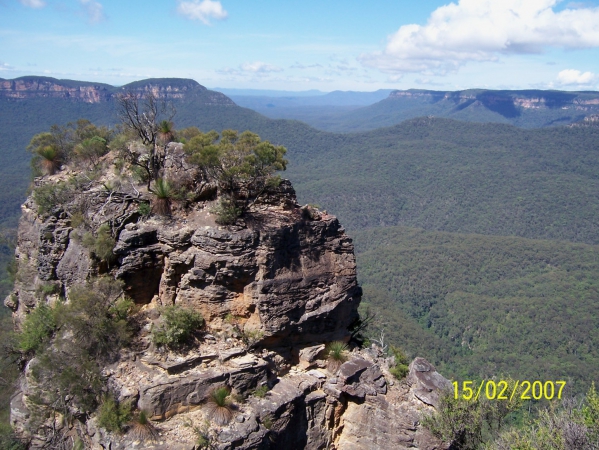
[177,0,228,25]
[360,0,599,74]
[240,61,282,73]
[79,0,106,24]
[556,69,597,85]
[19,0,45,8]
[216,62,282,77]
[289,62,323,69]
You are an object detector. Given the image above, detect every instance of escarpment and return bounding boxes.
[0,76,235,105]
[6,135,450,449]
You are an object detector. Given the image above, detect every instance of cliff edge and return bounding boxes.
[6,131,449,449]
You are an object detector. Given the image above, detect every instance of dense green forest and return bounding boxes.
[354,226,599,393]
[286,117,599,244]
[4,84,599,246]
[2,80,599,431]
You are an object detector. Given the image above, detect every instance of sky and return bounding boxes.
[2,0,599,92]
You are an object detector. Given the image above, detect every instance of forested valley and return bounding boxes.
[1,78,599,448]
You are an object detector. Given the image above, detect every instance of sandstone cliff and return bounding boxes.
[0,76,235,105]
[6,141,449,449]
[389,89,599,116]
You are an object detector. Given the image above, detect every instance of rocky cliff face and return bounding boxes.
[6,145,449,449]
[388,89,599,112]
[0,76,235,105]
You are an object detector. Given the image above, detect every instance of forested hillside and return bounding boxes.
[285,117,599,244]
[2,77,599,401]
[354,226,599,393]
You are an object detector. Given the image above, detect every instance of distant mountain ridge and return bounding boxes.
[388,88,599,117]
[0,76,235,105]
[288,88,599,132]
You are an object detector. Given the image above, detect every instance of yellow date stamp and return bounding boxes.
[453,380,567,401]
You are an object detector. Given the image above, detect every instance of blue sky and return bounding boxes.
[2,0,599,91]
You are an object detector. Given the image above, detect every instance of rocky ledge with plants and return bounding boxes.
[5,114,450,449]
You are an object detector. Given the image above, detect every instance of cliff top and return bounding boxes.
[0,76,234,104]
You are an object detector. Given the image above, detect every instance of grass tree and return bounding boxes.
[36,145,61,175]
[206,387,235,425]
[326,341,348,372]
[128,410,158,442]
[158,120,175,144]
[150,178,173,216]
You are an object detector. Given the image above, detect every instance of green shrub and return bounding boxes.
[29,344,104,414]
[131,165,149,184]
[389,346,409,380]
[254,385,269,398]
[421,392,484,450]
[113,157,125,172]
[137,201,151,216]
[97,396,131,433]
[58,278,130,360]
[109,297,133,322]
[33,181,75,215]
[74,136,108,167]
[0,423,25,450]
[389,365,409,379]
[185,419,211,448]
[152,305,203,350]
[261,414,273,430]
[232,325,264,348]
[25,278,128,418]
[17,303,56,354]
[423,379,524,450]
[82,224,115,264]
[211,197,241,225]
[35,282,60,299]
[70,211,85,228]
[6,256,17,285]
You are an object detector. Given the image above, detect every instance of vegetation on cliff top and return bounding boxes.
[0,109,290,444]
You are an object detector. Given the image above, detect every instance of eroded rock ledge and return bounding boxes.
[6,157,448,448]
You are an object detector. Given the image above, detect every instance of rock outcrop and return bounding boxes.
[6,144,450,449]
[388,89,599,118]
[0,76,235,105]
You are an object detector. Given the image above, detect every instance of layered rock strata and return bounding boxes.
[0,76,235,105]
[6,152,448,449]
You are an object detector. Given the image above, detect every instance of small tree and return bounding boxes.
[185,129,287,215]
[116,92,176,188]
[17,303,56,354]
[74,136,108,167]
[27,120,112,175]
[82,223,116,266]
[389,346,409,379]
[152,305,203,350]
